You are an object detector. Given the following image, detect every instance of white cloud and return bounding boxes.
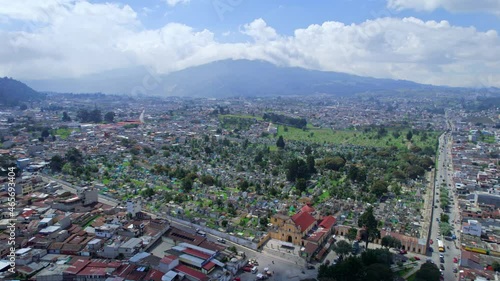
[0,1,500,88]
[387,0,500,16]
[241,18,278,42]
[165,0,190,7]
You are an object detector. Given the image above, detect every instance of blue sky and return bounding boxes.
[130,0,499,35]
[0,0,499,87]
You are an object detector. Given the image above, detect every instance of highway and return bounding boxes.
[430,132,460,281]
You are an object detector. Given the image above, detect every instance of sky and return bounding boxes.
[0,0,499,88]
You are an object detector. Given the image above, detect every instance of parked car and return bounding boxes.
[399,249,407,255]
[413,256,421,260]
[217,238,226,243]
[430,239,433,245]
[453,257,458,263]
[306,264,315,269]
[242,266,253,272]
[440,264,445,270]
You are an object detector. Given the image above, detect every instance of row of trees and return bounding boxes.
[318,248,394,281]
[263,112,307,129]
[76,108,115,123]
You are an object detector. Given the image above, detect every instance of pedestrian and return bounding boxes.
[272,261,274,264]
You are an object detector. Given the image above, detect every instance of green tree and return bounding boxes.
[371,180,388,197]
[238,179,249,191]
[50,155,64,172]
[62,111,71,122]
[104,111,115,123]
[346,227,358,241]
[182,178,193,192]
[306,155,316,174]
[364,263,394,281]
[406,130,413,141]
[440,213,450,223]
[333,240,352,257]
[41,128,50,138]
[318,156,346,171]
[296,178,307,194]
[65,147,83,166]
[358,207,379,249]
[415,263,440,281]
[62,162,72,174]
[492,261,500,272]
[276,136,285,149]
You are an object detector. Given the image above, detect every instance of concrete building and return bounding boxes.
[462,220,482,237]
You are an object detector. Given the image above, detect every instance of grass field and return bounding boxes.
[219,114,264,121]
[55,128,75,140]
[276,125,439,149]
[219,114,440,149]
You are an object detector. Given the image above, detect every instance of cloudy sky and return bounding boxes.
[0,0,499,88]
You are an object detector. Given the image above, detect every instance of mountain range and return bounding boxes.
[25,59,465,97]
[0,77,44,106]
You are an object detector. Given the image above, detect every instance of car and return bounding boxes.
[440,264,445,270]
[430,239,433,245]
[426,259,434,264]
[306,264,315,269]
[413,256,421,260]
[453,257,458,263]
[453,268,458,273]
[399,249,407,255]
[217,238,226,244]
[242,266,253,272]
[439,254,444,259]
[440,257,445,263]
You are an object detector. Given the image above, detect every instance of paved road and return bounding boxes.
[430,133,460,281]
[167,218,318,281]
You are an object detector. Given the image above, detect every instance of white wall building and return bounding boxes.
[462,220,482,237]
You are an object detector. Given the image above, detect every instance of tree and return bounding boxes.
[371,180,388,197]
[406,130,413,141]
[318,156,346,171]
[333,240,352,257]
[346,227,358,241]
[182,178,193,192]
[286,158,309,182]
[492,261,500,272]
[238,179,249,192]
[65,147,82,166]
[276,136,285,149]
[296,178,307,194]
[306,155,316,174]
[200,175,215,186]
[440,213,450,223]
[358,207,379,249]
[62,162,72,174]
[104,111,115,123]
[50,155,64,172]
[62,111,71,122]
[415,263,440,281]
[304,145,312,155]
[364,263,394,281]
[41,128,50,138]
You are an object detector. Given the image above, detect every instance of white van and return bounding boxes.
[251,266,258,274]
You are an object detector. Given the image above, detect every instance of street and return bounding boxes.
[429,132,461,281]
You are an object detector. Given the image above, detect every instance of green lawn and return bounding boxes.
[275,125,436,148]
[219,114,263,121]
[55,128,75,140]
